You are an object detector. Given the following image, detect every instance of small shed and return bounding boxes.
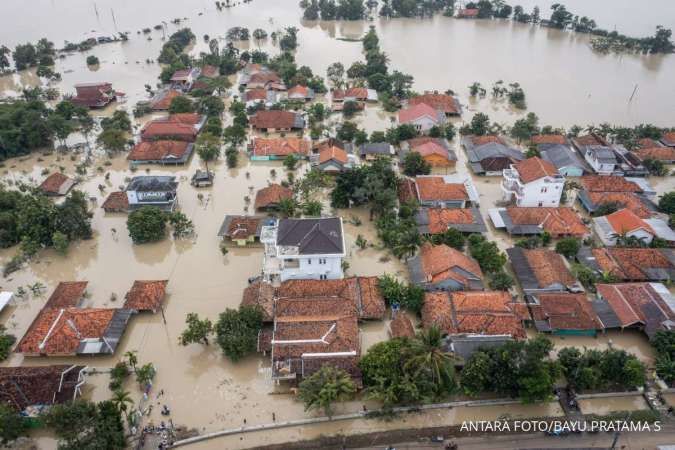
[191,170,214,187]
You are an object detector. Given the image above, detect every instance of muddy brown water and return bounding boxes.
[1,1,674,448]
[577,394,649,416]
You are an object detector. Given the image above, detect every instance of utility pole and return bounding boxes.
[628,84,638,103]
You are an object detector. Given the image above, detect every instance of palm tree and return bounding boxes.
[297,366,355,418]
[404,325,457,395]
[125,351,138,372]
[111,389,134,421]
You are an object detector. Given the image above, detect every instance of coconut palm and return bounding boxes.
[404,325,457,395]
[111,389,134,421]
[297,365,356,418]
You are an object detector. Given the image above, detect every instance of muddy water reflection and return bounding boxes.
[578,395,649,416]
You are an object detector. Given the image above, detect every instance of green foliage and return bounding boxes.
[197,96,225,117]
[298,365,356,418]
[52,231,69,255]
[468,234,506,273]
[0,404,28,444]
[86,55,100,65]
[168,95,195,114]
[100,110,132,133]
[96,129,128,153]
[283,154,299,171]
[385,124,419,144]
[215,305,263,362]
[180,313,213,346]
[0,99,53,160]
[593,200,623,217]
[158,28,195,64]
[43,400,126,450]
[108,361,130,391]
[652,331,675,385]
[659,192,675,214]
[558,347,646,391]
[342,100,361,118]
[430,228,465,250]
[302,200,323,217]
[378,274,424,314]
[643,158,668,176]
[402,151,431,177]
[168,211,194,238]
[555,237,581,258]
[0,326,16,361]
[489,270,514,291]
[126,206,167,244]
[460,113,491,136]
[196,132,221,172]
[135,363,156,387]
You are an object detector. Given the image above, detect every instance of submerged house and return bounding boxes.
[123,280,168,314]
[39,173,76,197]
[593,208,675,246]
[127,140,194,165]
[397,103,445,133]
[249,137,310,161]
[526,293,603,336]
[250,111,305,132]
[400,137,457,168]
[101,191,129,213]
[507,247,583,294]
[16,282,134,357]
[149,89,182,111]
[359,142,394,160]
[217,215,274,246]
[254,184,293,211]
[489,207,588,238]
[140,114,206,142]
[534,135,589,177]
[403,175,480,208]
[661,132,675,147]
[592,282,675,338]
[577,175,658,217]
[408,92,461,117]
[576,247,675,282]
[126,176,178,212]
[408,243,484,291]
[502,157,565,207]
[260,217,346,282]
[463,135,524,176]
[574,134,646,176]
[71,82,119,109]
[170,68,201,92]
[312,145,355,173]
[287,85,315,102]
[634,146,675,164]
[414,207,487,235]
[332,87,378,103]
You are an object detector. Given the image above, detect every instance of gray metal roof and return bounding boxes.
[500,210,543,236]
[539,144,587,171]
[127,176,178,192]
[445,335,513,362]
[407,256,426,285]
[587,146,618,164]
[467,142,523,163]
[591,298,622,329]
[276,218,344,255]
[359,142,392,156]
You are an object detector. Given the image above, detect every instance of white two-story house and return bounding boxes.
[501,157,565,207]
[261,217,346,282]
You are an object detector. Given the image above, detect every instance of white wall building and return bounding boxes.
[261,217,346,282]
[501,157,565,207]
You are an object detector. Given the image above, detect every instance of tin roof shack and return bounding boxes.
[421,291,527,339]
[16,282,134,356]
[140,114,206,142]
[576,247,675,282]
[593,208,675,247]
[507,247,583,294]
[217,215,273,246]
[408,92,461,117]
[358,142,394,160]
[101,191,129,213]
[126,176,178,212]
[0,365,87,415]
[593,283,675,338]
[250,111,305,132]
[71,82,117,108]
[462,135,524,176]
[399,137,457,168]
[260,277,385,384]
[489,207,588,238]
[249,137,311,161]
[408,243,484,291]
[414,207,487,235]
[123,280,168,314]
[39,173,76,196]
[502,157,565,207]
[254,184,293,211]
[526,293,603,336]
[405,175,480,208]
[127,141,194,165]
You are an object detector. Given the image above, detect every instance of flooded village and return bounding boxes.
[1,0,675,449]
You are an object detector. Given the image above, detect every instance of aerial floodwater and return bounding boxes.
[0,0,674,449]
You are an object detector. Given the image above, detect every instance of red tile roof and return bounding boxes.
[469,135,505,146]
[166,113,202,125]
[596,283,648,327]
[414,176,469,202]
[39,173,73,195]
[127,140,191,161]
[661,132,675,146]
[457,8,480,17]
[0,365,86,412]
[201,65,219,78]
[245,88,268,101]
[101,191,129,212]
[522,248,576,288]
[150,89,182,111]
[250,111,300,129]
[531,134,567,145]
[587,192,653,218]
[123,280,168,312]
[409,94,460,115]
[318,146,348,164]
[422,291,526,338]
[419,243,483,286]
[398,103,441,124]
[251,138,310,158]
[254,184,293,209]
[637,138,660,149]
[574,134,607,147]
[390,313,415,338]
[579,175,642,193]
[333,87,369,101]
[288,85,310,98]
[406,138,453,164]
[226,216,261,240]
[591,248,674,281]
[513,157,560,183]
[241,280,275,322]
[141,120,198,142]
[605,208,654,235]
[45,282,88,309]
[506,207,588,237]
[634,147,675,162]
[426,208,476,234]
[248,71,282,86]
[533,293,602,331]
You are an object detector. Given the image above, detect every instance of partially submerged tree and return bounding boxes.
[298,365,356,418]
[179,313,213,346]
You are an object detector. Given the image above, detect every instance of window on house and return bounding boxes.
[541,187,547,193]
[538,201,543,207]
[320,274,327,280]
[319,258,326,264]
[307,259,311,265]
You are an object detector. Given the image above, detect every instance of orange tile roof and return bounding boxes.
[419,243,483,285]
[39,173,72,195]
[637,138,659,149]
[44,282,88,309]
[250,110,299,129]
[592,248,673,281]
[634,147,675,162]
[254,183,293,209]
[248,71,282,85]
[506,207,588,237]
[421,291,526,338]
[575,134,607,146]
[596,283,647,327]
[241,280,275,322]
[409,93,460,115]
[587,192,653,218]
[534,293,602,331]
[227,216,260,240]
[531,134,567,145]
[123,280,168,312]
[150,89,181,110]
[166,113,202,125]
[522,248,576,288]
[579,175,642,193]
[288,85,310,98]
[127,140,191,161]
[318,146,348,164]
[390,313,415,338]
[245,88,268,101]
[513,157,559,183]
[605,208,654,235]
[426,208,476,234]
[414,176,469,202]
[101,191,129,212]
[412,140,451,162]
[141,121,198,142]
[398,103,441,124]
[469,135,504,146]
[252,138,310,158]
[661,132,675,146]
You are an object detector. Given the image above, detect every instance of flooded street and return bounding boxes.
[1,0,674,448]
